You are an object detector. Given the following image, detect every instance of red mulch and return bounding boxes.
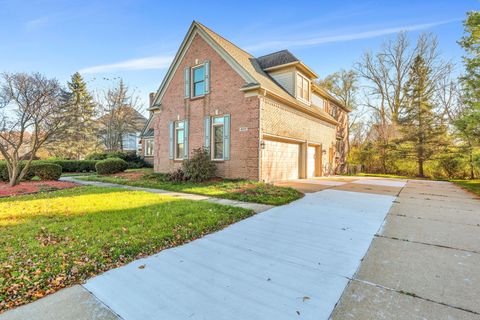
[0,181,78,197]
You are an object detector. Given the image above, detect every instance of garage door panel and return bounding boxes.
[262,140,299,182]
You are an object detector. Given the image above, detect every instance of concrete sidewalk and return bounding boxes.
[60,176,273,213]
[331,180,480,320]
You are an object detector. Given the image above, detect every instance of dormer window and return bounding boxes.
[296,73,310,103]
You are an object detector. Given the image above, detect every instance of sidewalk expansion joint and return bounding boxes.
[374,234,480,255]
[351,278,480,316]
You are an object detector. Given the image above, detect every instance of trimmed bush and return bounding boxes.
[0,161,35,182]
[86,151,150,169]
[48,160,98,173]
[95,158,128,175]
[182,147,216,182]
[31,163,62,180]
[0,162,7,182]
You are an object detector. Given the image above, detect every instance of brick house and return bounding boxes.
[141,21,350,182]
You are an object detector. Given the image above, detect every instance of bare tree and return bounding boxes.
[97,80,144,151]
[355,32,415,125]
[0,72,70,186]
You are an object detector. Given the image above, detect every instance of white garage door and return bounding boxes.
[307,146,317,178]
[262,140,299,182]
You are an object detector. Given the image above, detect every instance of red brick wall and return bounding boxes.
[153,34,260,180]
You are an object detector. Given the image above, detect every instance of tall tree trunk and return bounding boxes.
[418,159,424,178]
[469,148,475,179]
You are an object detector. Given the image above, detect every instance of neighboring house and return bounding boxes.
[141,21,350,182]
[99,107,147,153]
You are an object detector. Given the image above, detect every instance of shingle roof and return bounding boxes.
[195,22,338,123]
[256,50,299,69]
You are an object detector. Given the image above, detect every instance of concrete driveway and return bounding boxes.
[82,181,396,320]
[2,177,479,320]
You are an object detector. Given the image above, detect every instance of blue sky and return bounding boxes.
[0,0,478,111]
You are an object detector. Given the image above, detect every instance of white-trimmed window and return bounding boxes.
[211,117,225,160]
[296,73,310,102]
[175,121,185,159]
[193,64,206,97]
[144,138,154,156]
[184,61,210,99]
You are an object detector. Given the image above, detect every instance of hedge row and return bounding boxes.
[0,162,62,182]
[47,160,98,173]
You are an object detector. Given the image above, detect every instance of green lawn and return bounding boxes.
[0,186,254,311]
[78,172,303,206]
[451,179,480,196]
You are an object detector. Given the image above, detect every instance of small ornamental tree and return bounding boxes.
[0,73,71,186]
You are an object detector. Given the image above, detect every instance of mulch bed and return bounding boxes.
[0,181,78,197]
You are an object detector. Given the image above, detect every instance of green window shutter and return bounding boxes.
[204,61,210,94]
[204,116,211,153]
[183,120,189,159]
[168,121,174,159]
[184,67,190,98]
[223,114,230,160]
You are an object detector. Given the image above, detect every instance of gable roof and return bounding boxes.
[150,21,339,125]
[256,50,299,69]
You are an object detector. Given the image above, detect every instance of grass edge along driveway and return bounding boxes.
[0,186,254,312]
[78,173,303,206]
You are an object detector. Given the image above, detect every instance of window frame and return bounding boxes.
[192,64,206,98]
[296,73,310,103]
[174,121,185,160]
[211,116,225,161]
[144,138,154,157]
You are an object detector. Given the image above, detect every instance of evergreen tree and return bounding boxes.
[399,55,447,177]
[456,11,480,178]
[48,72,98,159]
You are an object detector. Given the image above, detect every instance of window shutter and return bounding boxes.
[204,61,210,94]
[223,114,230,160]
[168,121,174,159]
[204,116,211,153]
[183,120,189,159]
[184,67,190,98]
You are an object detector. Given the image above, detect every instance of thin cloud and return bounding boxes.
[244,19,460,52]
[80,55,174,74]
[24,16,50,31]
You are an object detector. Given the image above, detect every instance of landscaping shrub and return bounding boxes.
[95,158,128,175]
[31,163,62,180]
[168,168,187,182]
[85,152,108,160]
[86,151,150,169]
[0,161,35,182]
[47,160,98,173]
[182,147,216,182]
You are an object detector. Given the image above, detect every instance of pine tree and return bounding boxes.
[456,11,480,178]
[399,55,447,177]
[48,72,98,159]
